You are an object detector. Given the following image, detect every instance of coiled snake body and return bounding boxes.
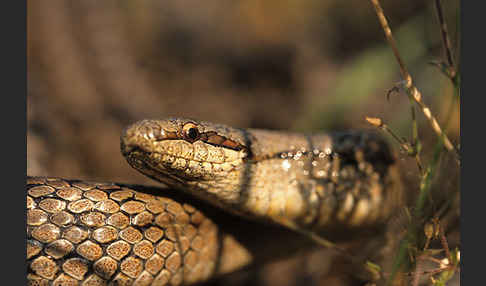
[27,118,402,285]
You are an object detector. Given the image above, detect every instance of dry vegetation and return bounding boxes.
[364,0,460,285]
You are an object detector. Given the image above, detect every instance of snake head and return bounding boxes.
[121,118,251,205]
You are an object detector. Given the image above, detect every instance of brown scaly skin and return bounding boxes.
[27,176,315,285]
[121,118,403,236]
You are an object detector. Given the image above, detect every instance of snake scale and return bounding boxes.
[27,118,402,285]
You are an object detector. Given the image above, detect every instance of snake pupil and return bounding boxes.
[182,122,200,142]
[188,128,199,140]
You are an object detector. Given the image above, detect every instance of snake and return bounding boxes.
[27,118,403,285]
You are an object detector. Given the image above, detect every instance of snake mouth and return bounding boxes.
[122,144,191,190]
[120,140,140,157]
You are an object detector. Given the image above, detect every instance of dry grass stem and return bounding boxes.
[429,61,456,80]
[367,2,460,284]
[438,221,452,264]
[369,0,460,166]
[293,228,383,283]
[365,117,423,173]
[404,267,452,278]
[365,117,407,150]
[369,0,408,81]
[422,256,445,266]
[411,255,424,286]
[434,0,455,75]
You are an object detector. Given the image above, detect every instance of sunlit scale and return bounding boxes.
[349,199,370,226]
[281,160,291,171]
[340,169,349,179]
[147,144,244,182]
[317,193,337,226]
[283,187,305,220]
[316,170,326,178]
[336,192,355,222]
[293,151,302,160]
[161,154,175,165]
[153,139,243,166]
[302,189,320,224]
[27,177,257,285]
[172,158,187,171]
[250,189,271,216]
[267,188,288,218]
[191,141,208,162]
[186,161,204,178]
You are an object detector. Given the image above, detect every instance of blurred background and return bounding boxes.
[27,1,460,285]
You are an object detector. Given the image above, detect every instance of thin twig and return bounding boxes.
[369,0,460,166]
[366,117,423,173]
[404,266,454,278]
[409,98,423,174]
[387,238,408,285]
[294,227,381,282]
[388,85,424,173]
[411,255,424,286]
[438,220,452,264]
[434,0,455,75]
[421,255,445,266]
[429,60,455,80]
[410,87,460,162]
[365,117,407,149]
[369,0,409,81]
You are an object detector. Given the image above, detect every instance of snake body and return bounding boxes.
[27,118,402,285]
[27,177,314,285]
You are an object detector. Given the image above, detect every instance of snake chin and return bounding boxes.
[124,150,190,190]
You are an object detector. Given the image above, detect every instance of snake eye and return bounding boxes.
[182,123,200,142]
